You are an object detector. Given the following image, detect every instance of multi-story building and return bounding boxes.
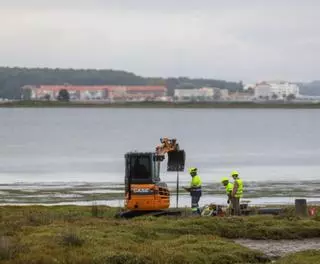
[174,87,230,101]
[21,85,167,101]
[212,88,229,100]
[254,81,300,99]
[174,88,207,100]
[228,91,254,101]
[174,88,214,101]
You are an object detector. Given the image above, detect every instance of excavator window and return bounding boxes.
[131,156,151,180]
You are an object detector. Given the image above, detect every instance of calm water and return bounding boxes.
[0,108,319,206]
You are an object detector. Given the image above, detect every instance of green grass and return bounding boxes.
[0,206,319,264]
[275,250,320,264]
[2,100,320,108]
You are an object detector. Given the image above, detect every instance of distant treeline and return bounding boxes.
[0,67,243,99]
[299,81,320,96]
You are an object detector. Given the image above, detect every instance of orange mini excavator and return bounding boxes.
[118,138,185,218]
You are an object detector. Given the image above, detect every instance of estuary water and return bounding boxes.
[0,108,319,207]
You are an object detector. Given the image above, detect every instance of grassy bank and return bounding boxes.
[275,250,320,264]
[0,206,319,264]
[2,100,320,109]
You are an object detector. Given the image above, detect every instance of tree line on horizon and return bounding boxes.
[1,67,318,99]
[0,67,243,99]
[298,81,320,96]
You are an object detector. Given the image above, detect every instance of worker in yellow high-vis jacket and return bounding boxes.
[221,177,233,204]
[184,167,202,215]
[231,170,243,216]
[221,177,234,215]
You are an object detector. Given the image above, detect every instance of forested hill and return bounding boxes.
[299,81,320,96]
[0,67,243,99]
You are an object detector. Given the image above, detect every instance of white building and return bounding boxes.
[174,87,230,101]
[243,84,255,91]
[174,88,214,101]
[254,81,300,99]
[215,88,229,100]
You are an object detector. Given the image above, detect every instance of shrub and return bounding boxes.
[0,236,25,260]
[60,231,84,247]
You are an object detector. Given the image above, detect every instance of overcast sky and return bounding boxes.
[0,0,319,83]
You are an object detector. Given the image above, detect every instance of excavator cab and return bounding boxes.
[125,152,160,186]
[123,139,185,215]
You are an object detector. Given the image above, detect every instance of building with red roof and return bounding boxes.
[22,84,167,101]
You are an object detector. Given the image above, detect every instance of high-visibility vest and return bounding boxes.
[234,178,243,198]
[190,175,202,189]
[225,182,233,195]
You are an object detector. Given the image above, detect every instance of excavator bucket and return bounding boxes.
[167,150,185,171]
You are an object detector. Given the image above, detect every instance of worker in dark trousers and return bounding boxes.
[231,170,243,216]
[184,167,202,215]
[221,177,234,215]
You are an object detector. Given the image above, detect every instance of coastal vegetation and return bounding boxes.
[0,206,319,264]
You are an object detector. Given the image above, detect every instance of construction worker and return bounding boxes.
[184,167,202,215]
[221,177,233,204]
[231,170,243,216]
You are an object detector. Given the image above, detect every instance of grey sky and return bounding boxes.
[0,0,319,83]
